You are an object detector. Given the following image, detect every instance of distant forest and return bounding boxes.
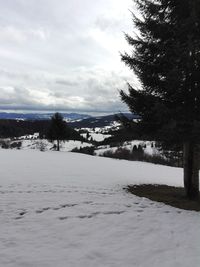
[0,119,83,141]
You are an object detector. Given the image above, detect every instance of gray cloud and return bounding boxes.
[0,0,137,114]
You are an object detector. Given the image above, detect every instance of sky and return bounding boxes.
[0,0,139,114]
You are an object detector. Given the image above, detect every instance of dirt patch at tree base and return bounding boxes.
[126,184,200,211]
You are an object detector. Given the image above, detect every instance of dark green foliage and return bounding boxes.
[46,113,70,151]
[0,120,50,138]
[121,0,200,143]
[121,0,200,199]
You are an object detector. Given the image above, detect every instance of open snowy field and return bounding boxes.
[0,150,199,267]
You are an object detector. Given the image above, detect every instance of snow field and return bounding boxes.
[16,139,92,152]
[0,150,199,267]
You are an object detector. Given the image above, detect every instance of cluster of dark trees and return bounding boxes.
[0,120,50,138]
[121,0,200,199]
[71,146,95,155]
[101,143,183,167]
[0,113,85,151]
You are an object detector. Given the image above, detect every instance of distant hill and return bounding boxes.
[0,119,84,141]
[0,112,91,121]
[69,113,140,128]
[0,113,139,138]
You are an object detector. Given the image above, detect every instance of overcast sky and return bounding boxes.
[0,0,138,114]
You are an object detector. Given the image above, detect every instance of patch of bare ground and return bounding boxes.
[126,184,200,211]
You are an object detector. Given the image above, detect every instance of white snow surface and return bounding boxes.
[80,129,112,142]
[18,139,92,152]
[0,150,199,267]
[80,132,111,142]
[89,132,111,142]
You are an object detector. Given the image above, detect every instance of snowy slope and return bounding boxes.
[0,150,199,267]
[20,139,92,151]
[95,140,159,156]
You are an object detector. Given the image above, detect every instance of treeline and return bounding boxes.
[0,119,84,141]
[0,119,49,138]
[98,128,140,147]
[101,145,183,168]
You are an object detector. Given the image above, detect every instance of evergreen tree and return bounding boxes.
[121,0,200,199]
[47,112,70,151]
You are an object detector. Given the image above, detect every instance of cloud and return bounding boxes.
[0,0,137,114]
[0,26,48,44]
[55,79,79,87]
[0,59,139,112]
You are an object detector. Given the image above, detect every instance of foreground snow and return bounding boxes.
[0,150,199,267]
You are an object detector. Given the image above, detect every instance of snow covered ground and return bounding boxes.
[7,139,92,152]
[95,140,159,156]
[80,129,112,142]
[0,150,199,267]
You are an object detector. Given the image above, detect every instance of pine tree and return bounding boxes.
[121,0,200,199]
[47,112,70,151]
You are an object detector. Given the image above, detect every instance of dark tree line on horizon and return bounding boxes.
[0,115,84,144]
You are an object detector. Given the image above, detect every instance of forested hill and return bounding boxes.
[0,119,83,141]
[68,113,139,128]
[0,113,138,138]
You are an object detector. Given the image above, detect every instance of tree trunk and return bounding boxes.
[57,139,60,151]
[183,142,199,200]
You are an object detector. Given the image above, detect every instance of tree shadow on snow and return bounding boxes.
[126,184,200,211]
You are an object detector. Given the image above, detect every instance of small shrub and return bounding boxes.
[71,146,95,155]
[101,146,176,166]
[102,147,131,160]
[0,140,10,149]
[38,141,46,152]
[10,142,22,149]
[50,144,57,150]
